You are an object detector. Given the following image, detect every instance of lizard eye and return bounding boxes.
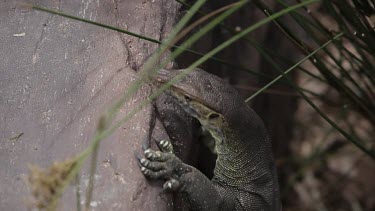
[208,113,220,120]
[184,95,192,102]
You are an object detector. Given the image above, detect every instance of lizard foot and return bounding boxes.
[138,139,190,191]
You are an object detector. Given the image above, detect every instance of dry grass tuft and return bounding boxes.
[28,159,77,210]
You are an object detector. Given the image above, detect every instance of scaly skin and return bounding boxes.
[138,68,281,210]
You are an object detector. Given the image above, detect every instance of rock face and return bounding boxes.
[0,1,180,210]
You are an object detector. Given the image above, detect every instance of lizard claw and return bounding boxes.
[163,178,180,192]
[142,137,150,151]
[155,138,174,153]
[134,152,144,167]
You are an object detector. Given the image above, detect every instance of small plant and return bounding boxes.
[28,159,78,210]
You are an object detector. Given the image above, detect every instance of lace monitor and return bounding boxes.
[138,68,281,210]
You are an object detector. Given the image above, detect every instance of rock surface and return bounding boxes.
[0,1,180,210]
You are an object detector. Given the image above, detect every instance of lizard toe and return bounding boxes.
[141,167,169,179]
[163,178,180,191]
[140,158,168,171]
[156,139,174,153]
[144,148,172,162]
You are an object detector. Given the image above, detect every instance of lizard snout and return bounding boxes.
[153,69,175,84]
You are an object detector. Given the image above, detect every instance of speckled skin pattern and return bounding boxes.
[139,69,281,210]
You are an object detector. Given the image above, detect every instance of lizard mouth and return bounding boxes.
[155,69,225,145]
[164,90,200,119]
[165,90,224,145]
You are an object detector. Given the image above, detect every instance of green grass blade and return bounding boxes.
[293,82,375,159]
[159,0,249,70]
[165,0,320,87]
[24,4,159,43]
[245,33,343,102]
[26,3,268,81]
[81,0,250,151]
[86,0,320,155]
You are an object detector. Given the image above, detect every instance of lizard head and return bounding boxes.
[154,68,264,147]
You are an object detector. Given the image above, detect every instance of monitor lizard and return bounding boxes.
[138,68,281,210]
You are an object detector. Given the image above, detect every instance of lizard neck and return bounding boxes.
[212,127,269,186]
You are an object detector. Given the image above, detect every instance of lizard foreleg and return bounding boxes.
[138,139,222,210]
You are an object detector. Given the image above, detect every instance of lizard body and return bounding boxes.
[139,68,281,210]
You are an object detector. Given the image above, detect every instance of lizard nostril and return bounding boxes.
[208,113,220,119]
